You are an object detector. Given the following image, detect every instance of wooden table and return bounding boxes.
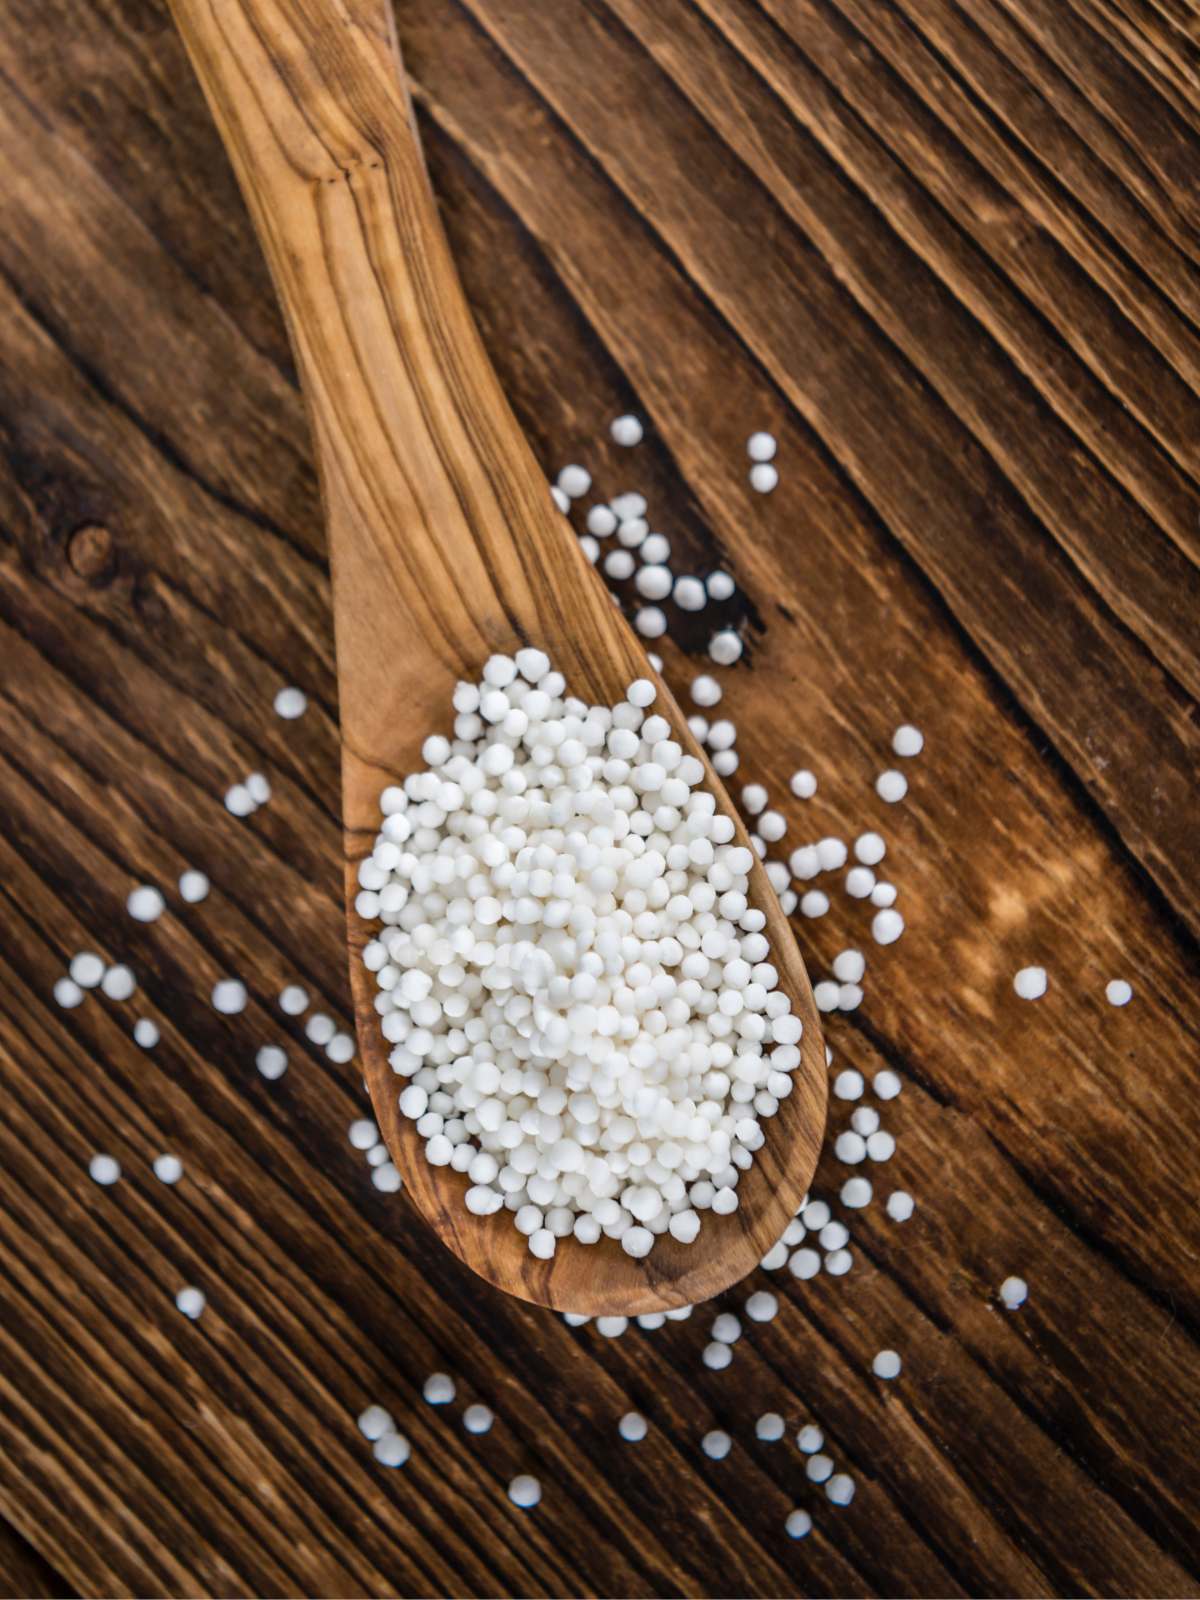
[1,2,1197,1595]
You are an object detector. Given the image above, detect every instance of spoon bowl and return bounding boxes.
[172,0,826,1314]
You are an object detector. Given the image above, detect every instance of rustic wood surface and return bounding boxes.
[0,0,1197,1595]
[168,0,827,1318]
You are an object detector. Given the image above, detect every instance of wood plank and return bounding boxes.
[0,0,1198,1594]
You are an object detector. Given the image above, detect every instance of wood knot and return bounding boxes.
[67,523,116,585]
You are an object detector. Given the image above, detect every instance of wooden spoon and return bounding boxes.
[170,0,827,1314]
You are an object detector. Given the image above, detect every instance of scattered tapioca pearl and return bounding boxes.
[707,718,737,750]
[423,1373,455,1405]
[587,504,618,538]
[815,982,839,1013]
[832,950,865,984]
[850,1108,879,1137]
[759,811,787,843]
[688,716,710,742]
[873,1349,902,1380]
[256,1045,287,1080]
[666,1306,694,1322]
[854,832,886,865]
[127,885,165,923]
[246,773,271,805]
[800,891,830,918]
[635,606,667,638]
[747,431,777,462]
[712,750,738,777]
[866,1131,895,1162]
[463,1404,494,1434]
[54,977,84,1009]
[872,909,905,945]
[212,979,247,1015]
[845,866,875,898]
[371,1163,402,1193]
[374,1432,411,1468]
[603,549,635,580]
[647,653,663,673]
[326,1032,356,1064]
[702,1430,732,1460]
[641,532,671,565]
[89,1154,120,1186]
[69,952,105,989]
[819,1221,849,1251]
[596,1316,629,1338]
[358,1404,393,1440]
[746,1291,778,1323]
[834,1070,863,1100]
[225,784,255,817]
[674,575,708,611]
[179,869,210,904]
[101,964,136,1001]
[611,414,644,447]
[709,629,744,666]
[892,724,924,757]
[617,517,648,550]
[366,1145,389,1168]
[712,1312,741,1344]
[871,881,898,908]
[756,1412,785,1442]
[886,1190,915,1222]
[835,1131,866,1164]
[876,770,908,803]
[803,1201,830,1232]
[550,484,571,514]
[176,1286,206,1319]
[1013,966,1047,1001]
[1000,1276,1028,1310]
[619,1412,648,1442]
[740,784,767,816]
[706,571,735,601]
[579,533,600,563]
[612,492,647,521]
[635,564,673,601]
[749,462,778,493]
[1106,979,1133,1006]
[760,1240,789,1270]
[826,1474,856,1506]
[874,1070,901,1100]
[828,1247,856,1278]
[557,464,591,499]
[782,1217,807,1247]
[133,1018,160,1049]
[691,674,722,707]
[637,1313,667,1330]
[806,1452,833,1484]
[305,1012,335,1045]
[841,1178,872,1208]
[349,1119,379,1151]
[508,1475,542,1509]
[789,1248,821,1279]
[789,845,819,879]
[274,686,308,720]
[816,838,847,872]
[279,985,308,1016]
[789,770,817,799]
[702,1341,732,1370]
[785,1509,812,1539]
[797,1424,824,1454]
[153,1154,183,1184]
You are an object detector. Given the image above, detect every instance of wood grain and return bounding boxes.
[166,0,826,1315]
[0,0,1198,1594]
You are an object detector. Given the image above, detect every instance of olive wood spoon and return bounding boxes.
[170,0,826,1314]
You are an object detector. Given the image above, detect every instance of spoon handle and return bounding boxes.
[169,0,601,699]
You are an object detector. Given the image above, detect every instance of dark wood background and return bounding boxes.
[2,1,1198,1595]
